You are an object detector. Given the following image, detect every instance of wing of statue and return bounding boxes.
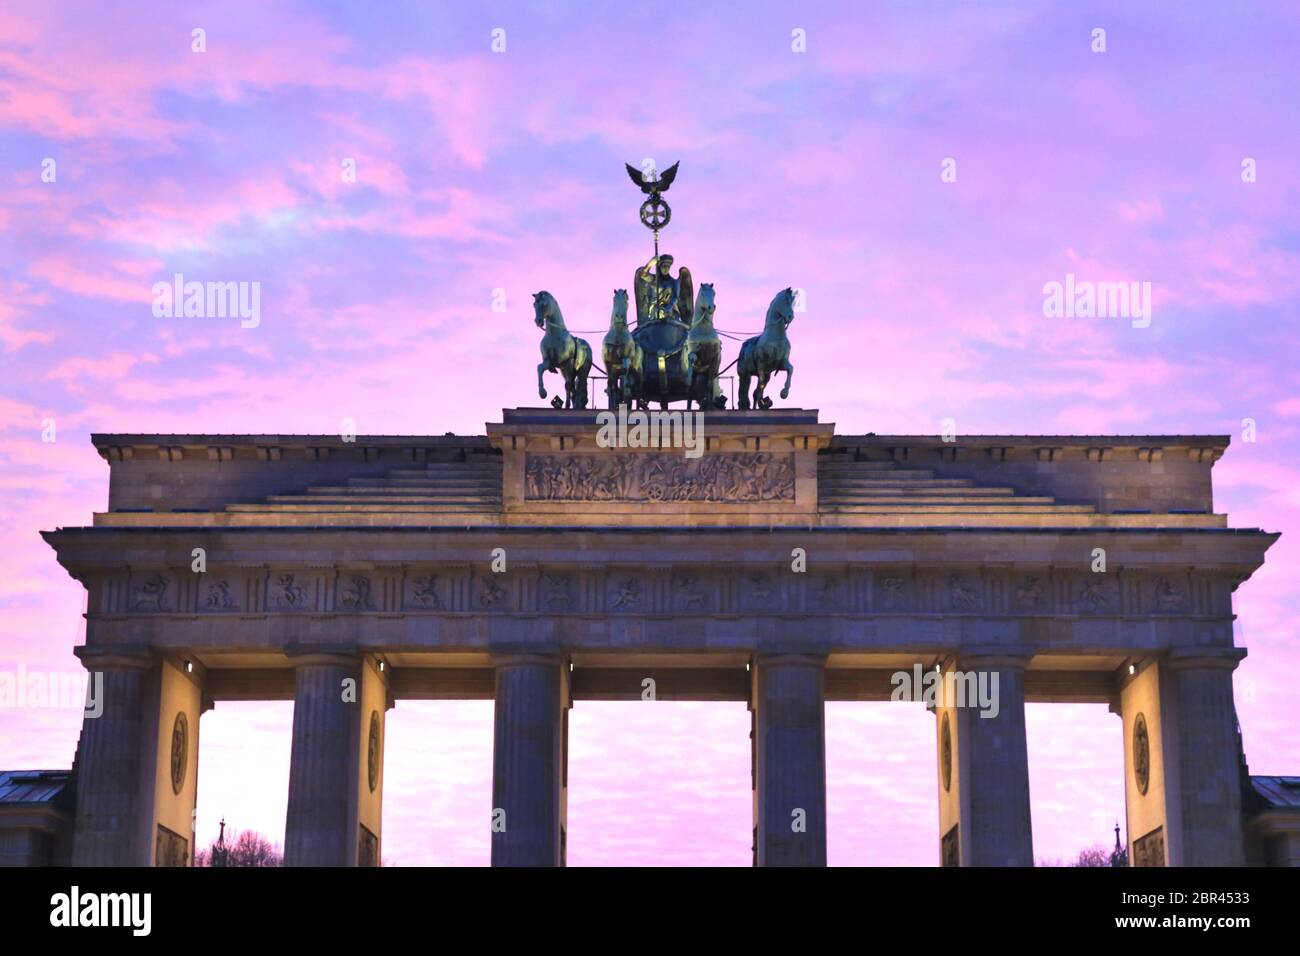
[625,163,647,190]
[634,263,652,325]
[657,162,679,191]
[678,266,694,326]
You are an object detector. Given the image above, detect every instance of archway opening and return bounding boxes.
[1025,702,1125,866]
[381,700,494,866]
[566,700,751,865]
[194,700,292,864]
[826,700,937,865]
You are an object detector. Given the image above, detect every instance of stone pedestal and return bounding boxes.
[284,648,387,866]
[491,655,565,866]
[1119,647,1246,866]
[486,408,834,527]
[753,654,827,866]
[935,654,1033,866]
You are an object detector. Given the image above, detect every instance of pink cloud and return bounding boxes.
[2,0,1298,867]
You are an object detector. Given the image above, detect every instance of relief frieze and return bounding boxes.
[524,452,795,502]
[110,566,1219,619]
[202,579,239,611]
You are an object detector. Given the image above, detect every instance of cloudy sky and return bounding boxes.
[1,1,1297,865]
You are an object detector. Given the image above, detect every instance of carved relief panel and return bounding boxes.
[523,452,795,503]
[874,570,912,612]
[108,561,1218,623]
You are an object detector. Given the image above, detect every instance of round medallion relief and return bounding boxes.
[1133,713,1150,796]
[367,711,381,793]
[170,712,188,795]
[940,712,953,792]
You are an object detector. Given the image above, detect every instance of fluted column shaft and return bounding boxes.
[1165,653,1245,865]
[754,654,827,867]
[284,652,360,866]
[71,649,155,866]
[939,655,1033,866]
[491,655,564,866]
[1121,648,1247,866]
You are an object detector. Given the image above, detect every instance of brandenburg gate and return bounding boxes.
[42,408,1274,866]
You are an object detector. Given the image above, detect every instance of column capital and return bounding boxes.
[755,652,827,668]
[284,642,360,668]
[491,652,564,668]
[1165,646,1247,672]
[73,644,155,670]
[953,649,1033,672]
[758,628,832,657]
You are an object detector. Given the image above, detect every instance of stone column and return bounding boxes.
[70,646,203,867]
[1167,650,1246,865]
[71,647,155,866]
[935,654,1033,867]
[753,654,827,867]
[491,655,564,867]
[1119,647,1246,866]
[284,648,362,866]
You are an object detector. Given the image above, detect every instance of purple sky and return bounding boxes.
[1,2,1297,865]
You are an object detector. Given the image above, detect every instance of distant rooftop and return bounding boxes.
[1250,776,1300,811]
[0,770,72,806]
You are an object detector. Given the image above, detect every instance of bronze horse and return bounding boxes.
[601,289,642,409]
[737,288,795,410]
[534,291,592,409]
[683,282,724,410]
